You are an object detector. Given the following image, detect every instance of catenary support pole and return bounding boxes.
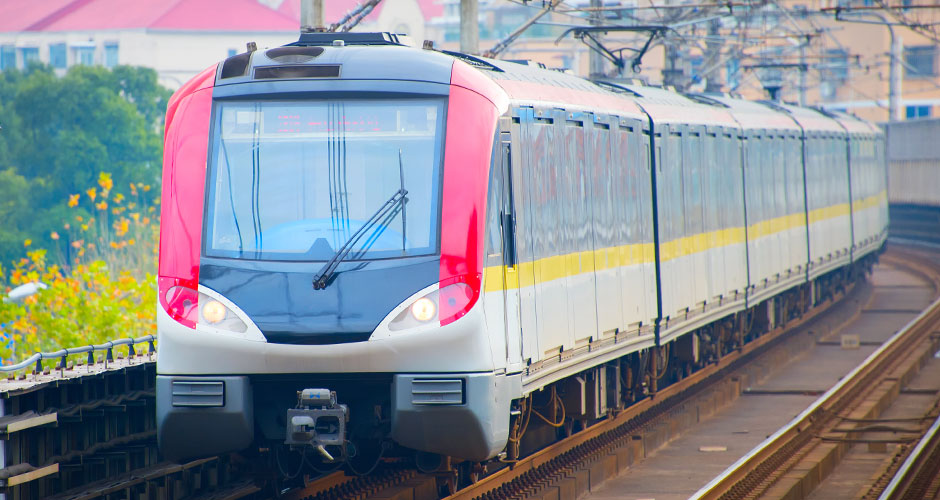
[301,0,325,32]
[460,0,480,55]
[889,34,903,121]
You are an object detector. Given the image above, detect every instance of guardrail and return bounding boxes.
[0,334,155,374]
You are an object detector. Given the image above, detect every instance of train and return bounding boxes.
[155,31,888,475]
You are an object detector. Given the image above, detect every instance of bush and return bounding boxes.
[0,173,158,364]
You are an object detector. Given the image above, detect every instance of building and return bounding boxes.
[1,0,936,120]
[429,0,940,123]
[0,0,441,89]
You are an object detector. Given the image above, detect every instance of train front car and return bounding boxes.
[156,33,515,465]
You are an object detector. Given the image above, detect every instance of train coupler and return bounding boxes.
[285,388,349,462]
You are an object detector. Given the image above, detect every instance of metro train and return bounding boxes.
[156,32,888,473]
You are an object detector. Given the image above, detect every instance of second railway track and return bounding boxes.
[690,247,940,500]
[281,245,940,500]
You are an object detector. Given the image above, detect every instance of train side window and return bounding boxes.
[485,132,504,263]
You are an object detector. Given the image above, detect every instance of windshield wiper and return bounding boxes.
[312,188,407,290]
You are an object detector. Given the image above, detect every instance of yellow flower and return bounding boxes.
[68,194,80,207]
[50,231,59,240]
[130,213,140,222]
[97,172,113,192]
[127,238,136,246]
[75,215,83,222]
[86,187,97,201]
[23,239,31,247]
[110,241,119,249]
[129,183,138,196]
[115,219,129,236]
[113,193,124,204]
[95,201,108,211]
[80,224,88,231]
[142,184,151,192]
[64,223,70,229]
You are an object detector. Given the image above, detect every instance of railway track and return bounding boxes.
[689,249,940,500]
[877,412,940,500]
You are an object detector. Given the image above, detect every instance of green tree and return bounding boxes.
[0,64,171,265]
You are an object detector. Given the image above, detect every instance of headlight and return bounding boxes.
[388,281,477,332]
[411,297,437,322]
[197,293,248,333]
[202,300,227,324]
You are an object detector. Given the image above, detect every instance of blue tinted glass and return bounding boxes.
[19,47,38,67]
[0,46,15,70]
[206,99,446,261]
[105,44,118,67]
[50,43,67,69]
[76,47,94,66]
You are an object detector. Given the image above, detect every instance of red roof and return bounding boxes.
[0,0,444,33]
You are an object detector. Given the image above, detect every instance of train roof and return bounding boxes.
[696,95,802,134]
[480,57,646,119]
[610,84,739,128]
[760,102,846,136]
[821,109,882,136]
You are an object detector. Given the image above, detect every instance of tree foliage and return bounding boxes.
[0,64,170,265]
[0,64,169,364]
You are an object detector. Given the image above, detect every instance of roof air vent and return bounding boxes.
[265,46,325,63]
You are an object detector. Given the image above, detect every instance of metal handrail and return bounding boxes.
[689,295,940,499]
[0,335,156,374]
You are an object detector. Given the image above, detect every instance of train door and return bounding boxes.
[497,128,525,372]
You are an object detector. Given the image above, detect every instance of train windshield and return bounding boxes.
[204,99,445,261]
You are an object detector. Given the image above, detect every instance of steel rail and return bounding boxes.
[0,334,155,373]
[878,412,940,499]
[689,293,940,500]
[443,280,847,500]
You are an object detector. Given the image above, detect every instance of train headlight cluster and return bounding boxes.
[161,284,250,334]
[389,281,476,332]
[196,293,248,333]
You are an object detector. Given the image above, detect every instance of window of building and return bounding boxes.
[0,45,15,70]
[690,55,704,84]
[50,43,67,69]
[904,45,936,78]
[726,58,740,90]
[905,105,931,119]
[18,47,39,68]
[824,49,849,83]
[104,43,118,67]
[73,46,95,66]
